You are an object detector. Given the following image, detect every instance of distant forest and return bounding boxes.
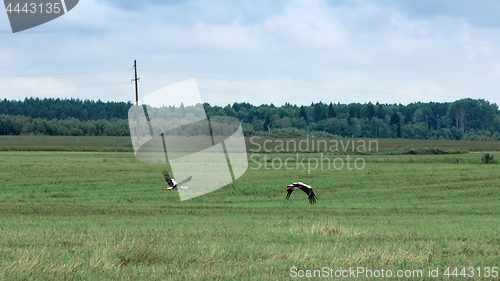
[1,97,500,140]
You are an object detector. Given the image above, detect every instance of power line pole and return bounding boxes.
[133,60,140,145]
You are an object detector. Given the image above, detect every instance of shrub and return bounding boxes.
[482,153,495,164]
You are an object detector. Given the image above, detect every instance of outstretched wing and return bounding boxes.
[286,186,294,199]
[295,182,318,204]
[177,176,192,187]
[162,171,175,187]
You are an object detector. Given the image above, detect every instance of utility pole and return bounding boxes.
[133,60,140,145]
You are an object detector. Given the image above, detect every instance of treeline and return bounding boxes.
[204,98,500,140]
[0,115,129,136]
[0,98,132,121]
[1,98,500,140]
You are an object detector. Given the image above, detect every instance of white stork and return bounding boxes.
[286,182,317,204]
[162,171,192,190]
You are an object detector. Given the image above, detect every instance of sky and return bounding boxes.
[1,0,500,106]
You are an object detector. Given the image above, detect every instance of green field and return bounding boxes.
[1,136,499,280]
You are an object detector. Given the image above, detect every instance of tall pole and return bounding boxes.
[133,60,140,145]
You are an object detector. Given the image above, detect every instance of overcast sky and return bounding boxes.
[1,0,499,106]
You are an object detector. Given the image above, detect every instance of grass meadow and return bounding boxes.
[0,136,499,280]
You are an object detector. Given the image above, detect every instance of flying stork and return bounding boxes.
[286,182,317,204]
[162,171,192,190]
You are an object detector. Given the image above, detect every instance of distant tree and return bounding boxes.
[0,116,14,135]
[280,116,292,128]
[348,103,362,119]
[422,106,437,130]
[232,102,241,112]
[263,114,271,131]
[349,118,361,137]
[349,107,356,119]
[404,107,414,124]
[224,105,237,117]
[446,98,498,132]
[269,114,281,129]
[401,124,414,139]
[245,107,257,123]
[325,117,341,135]
[252,116,264,131]
[413,109,425,123]
[376,103,385,119]
[294,117,307,130]
[216,108,226,116]
[412,122,429,139]
[390,112,401,137]
[366,102,375,119]
[299,106,308,123]
[328,102,336,118]
[337,118,348,136]
[237,111,248,122]
[450,126,464,140]
[314,102,326,122]
[389,112,400,125]
[32,119,46,135]
[368,117,385,138]
[203,103,215,116]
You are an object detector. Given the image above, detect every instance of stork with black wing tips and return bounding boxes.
[286,182,317,204]
[162,171,192,190]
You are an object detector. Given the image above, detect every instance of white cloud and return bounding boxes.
[264,0,348,50]
[0,77,77,100]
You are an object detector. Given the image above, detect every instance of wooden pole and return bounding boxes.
[133,60,140,144]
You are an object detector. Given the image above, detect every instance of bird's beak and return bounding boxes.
[162,188,168,190]
[286,186,293,189]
